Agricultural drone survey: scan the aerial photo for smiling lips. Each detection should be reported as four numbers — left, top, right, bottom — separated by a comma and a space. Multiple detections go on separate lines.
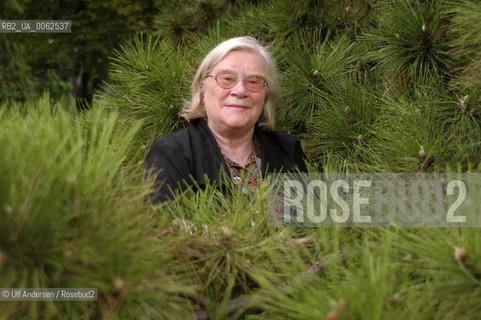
225, 104, 249, 109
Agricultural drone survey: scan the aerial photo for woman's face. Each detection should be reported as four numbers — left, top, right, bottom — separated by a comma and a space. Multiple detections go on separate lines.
202, 50, 267, 134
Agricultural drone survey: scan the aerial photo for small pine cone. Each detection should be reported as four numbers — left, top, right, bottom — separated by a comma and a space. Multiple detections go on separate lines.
4, 204, 12, 214
337, 299, 347, 311
454, 247, 468, 262
112, 278, 125, 290
293, 236, 311, 244
459, 95, 469, 108
221, 226, 233, 236
138, 279, 148, 290
64, 249, 73, 258
326, 310, 339, 320
312, 69, 319, 76
65, 175, 75, 184
392, 292, 400, 301
418, 146, 425, 157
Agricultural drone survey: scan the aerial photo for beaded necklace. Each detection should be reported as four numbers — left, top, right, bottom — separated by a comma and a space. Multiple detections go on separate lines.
222, 138, 263, 194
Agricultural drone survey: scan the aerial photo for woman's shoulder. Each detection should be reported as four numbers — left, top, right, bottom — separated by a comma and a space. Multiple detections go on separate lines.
256, 127, 301, 147
151, 127, 190, 148
146, 127, 194, 169
272, 130, 300, 142
147, 119, 212, 161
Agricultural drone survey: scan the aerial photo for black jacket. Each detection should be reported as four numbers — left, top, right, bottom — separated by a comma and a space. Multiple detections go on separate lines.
145, 118, 307, 202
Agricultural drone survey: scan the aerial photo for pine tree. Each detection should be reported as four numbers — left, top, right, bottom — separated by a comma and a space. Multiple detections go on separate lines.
2, 0, 481, 319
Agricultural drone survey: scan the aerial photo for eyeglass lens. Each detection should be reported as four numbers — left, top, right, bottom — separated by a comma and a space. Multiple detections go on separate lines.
215, 72, 266, 92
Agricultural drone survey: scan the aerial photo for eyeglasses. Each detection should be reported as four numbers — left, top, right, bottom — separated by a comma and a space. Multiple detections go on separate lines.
206, 71, 268, 93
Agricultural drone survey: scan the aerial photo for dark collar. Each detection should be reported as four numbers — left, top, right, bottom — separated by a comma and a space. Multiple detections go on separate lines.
190, 118, 292, 180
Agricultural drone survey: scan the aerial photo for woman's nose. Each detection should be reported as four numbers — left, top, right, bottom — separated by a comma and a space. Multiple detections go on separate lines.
229, 79, 248, 97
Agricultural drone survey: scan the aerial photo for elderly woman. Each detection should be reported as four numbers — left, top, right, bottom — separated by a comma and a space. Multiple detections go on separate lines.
145, 36, 307, 203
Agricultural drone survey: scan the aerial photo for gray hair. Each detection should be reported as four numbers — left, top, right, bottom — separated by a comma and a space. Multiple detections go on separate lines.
180, 36, 279, 130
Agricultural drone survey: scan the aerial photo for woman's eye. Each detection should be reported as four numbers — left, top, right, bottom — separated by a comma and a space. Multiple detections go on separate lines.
220, 74, 236, 81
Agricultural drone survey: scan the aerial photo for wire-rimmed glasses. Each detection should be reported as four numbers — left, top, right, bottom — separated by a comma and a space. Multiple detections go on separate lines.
206, 71, 268, 93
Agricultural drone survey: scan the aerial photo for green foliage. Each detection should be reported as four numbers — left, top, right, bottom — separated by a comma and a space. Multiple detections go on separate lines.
2, 93, 481, 318
152, 0, 236, 45
0, 38, 72, 102
94, 34, 191, 162
3, 0, 481, 318
160, 181, 289, 305
447, 0, 481, 98
251, 230, 404, 320
0, 39, 39, 100
0, 0, 162, 103
370, 84, 454, 172
248, 227, 481, 320
447, 0, 481, 60
278, 33, 358, 131
363, 0, 454, 84
305, 78, 380, 171
0, 95, 192, 319
396, 229, 481, 319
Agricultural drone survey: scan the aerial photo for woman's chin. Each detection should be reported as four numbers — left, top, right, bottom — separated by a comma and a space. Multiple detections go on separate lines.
221, 116, 255, 130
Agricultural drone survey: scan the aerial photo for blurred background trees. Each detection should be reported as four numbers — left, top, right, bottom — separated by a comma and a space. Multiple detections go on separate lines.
1, 0, 161, 102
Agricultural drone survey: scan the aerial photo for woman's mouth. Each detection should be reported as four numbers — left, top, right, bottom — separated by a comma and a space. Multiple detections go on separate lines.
225, 104, 248, 109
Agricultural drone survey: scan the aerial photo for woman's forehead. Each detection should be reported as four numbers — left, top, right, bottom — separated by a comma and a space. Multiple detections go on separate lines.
211, 50, 266, 74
